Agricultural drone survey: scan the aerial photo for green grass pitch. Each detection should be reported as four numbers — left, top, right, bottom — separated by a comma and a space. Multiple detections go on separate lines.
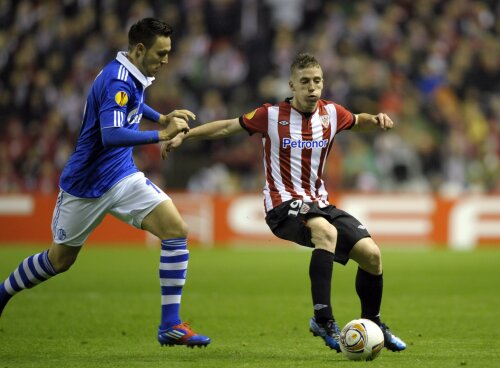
1, 245, 499, 367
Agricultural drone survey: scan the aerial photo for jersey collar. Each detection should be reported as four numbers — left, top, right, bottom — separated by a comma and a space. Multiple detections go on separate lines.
285, 97, 319, 116
116, 52, 155, 88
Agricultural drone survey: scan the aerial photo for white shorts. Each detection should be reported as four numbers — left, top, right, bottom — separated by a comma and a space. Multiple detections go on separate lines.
51, 172, 170, 246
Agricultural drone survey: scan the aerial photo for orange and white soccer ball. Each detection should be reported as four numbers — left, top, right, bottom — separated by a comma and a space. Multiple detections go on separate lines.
339, 319, 385, 361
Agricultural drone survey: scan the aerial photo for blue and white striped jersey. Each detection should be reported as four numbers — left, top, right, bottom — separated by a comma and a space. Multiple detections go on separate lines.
60, 52, 160, 198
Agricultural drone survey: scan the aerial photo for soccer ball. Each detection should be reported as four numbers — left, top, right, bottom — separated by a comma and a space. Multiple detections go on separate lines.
339, 319, 384, 361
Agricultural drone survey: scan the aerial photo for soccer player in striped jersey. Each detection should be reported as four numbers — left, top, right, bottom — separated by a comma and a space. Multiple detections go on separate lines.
162, 53, 406, 352
0, 18, 210, 348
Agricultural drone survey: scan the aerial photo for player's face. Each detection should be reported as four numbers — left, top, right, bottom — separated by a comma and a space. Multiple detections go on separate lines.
289, 66, 324, 113
141, 36, 171, 77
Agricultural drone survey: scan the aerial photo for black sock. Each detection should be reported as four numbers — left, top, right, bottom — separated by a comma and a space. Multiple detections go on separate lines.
309, 248, 335, 324
355, 267, 383, 325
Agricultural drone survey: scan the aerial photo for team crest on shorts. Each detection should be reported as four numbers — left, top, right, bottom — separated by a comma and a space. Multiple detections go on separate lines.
299, 203, 310, 214
115, 91, 129, 106
320, 115, 330, 128
56, 228, 67, 241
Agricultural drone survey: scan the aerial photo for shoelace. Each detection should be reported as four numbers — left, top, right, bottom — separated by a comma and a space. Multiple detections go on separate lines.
380, 323, 391, 333
325, 321, 340, 337
178, 322, 192, 330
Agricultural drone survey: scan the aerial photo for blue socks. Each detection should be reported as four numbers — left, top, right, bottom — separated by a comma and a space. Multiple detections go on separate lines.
1, 244, 191, 328
159, 238, 189, 329
0, 250, 56, 316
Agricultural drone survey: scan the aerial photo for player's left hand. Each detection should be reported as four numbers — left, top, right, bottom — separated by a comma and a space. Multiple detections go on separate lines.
373, 113, 393, 130
160, 133, 185, 160
160, 142, 169, 160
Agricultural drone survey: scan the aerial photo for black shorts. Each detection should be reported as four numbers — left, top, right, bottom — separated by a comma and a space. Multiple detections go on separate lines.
265, 199, 371, 265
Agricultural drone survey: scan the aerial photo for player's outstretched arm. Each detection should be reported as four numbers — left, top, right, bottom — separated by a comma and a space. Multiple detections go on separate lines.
161, 117, 242, 160
353, 113, 394, 131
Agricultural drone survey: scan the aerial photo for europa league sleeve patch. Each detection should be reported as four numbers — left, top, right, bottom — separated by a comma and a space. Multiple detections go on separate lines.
114, 91, 129, 106
244, 109, 257, 120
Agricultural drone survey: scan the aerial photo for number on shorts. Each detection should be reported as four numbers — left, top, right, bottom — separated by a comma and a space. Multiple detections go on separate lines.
288, 200, 303, 217
146, 179, 161, 194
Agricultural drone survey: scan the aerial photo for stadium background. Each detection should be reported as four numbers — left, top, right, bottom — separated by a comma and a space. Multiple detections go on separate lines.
1, 2, 500, 367
0, 0, 499, 248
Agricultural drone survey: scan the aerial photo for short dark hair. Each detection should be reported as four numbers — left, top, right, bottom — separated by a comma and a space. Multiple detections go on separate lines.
290, 53, 320, 73
128, 18, 173, 49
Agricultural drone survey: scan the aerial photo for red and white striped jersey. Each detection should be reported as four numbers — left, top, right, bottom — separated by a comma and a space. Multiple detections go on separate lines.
240, 98, 355, 213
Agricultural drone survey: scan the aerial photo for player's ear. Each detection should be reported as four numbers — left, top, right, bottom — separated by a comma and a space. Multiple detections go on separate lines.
289, 80, 295, 91
135, 43, 146, 57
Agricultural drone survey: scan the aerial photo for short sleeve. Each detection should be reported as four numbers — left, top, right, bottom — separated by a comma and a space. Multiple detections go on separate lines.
333, 102, 355, 133
240, 104, 270, 135
99, 78, 132, 129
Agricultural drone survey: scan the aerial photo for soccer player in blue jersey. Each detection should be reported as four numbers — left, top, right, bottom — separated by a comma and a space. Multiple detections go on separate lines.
0, 18, 210, 348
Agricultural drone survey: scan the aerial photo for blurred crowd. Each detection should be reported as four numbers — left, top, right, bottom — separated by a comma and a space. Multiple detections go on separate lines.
0, 0, 499, 195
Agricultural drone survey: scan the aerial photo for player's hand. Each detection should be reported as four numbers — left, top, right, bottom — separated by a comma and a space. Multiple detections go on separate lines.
158, 117, 190, 141
373, 113, 394, 130
161, 110, 196, 126
161, 134, 185, 160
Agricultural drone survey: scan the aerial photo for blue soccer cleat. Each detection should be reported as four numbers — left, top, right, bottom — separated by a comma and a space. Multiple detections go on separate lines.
309, 317, 341, 352
379, 323, 406, 351
158, 322, 211, 348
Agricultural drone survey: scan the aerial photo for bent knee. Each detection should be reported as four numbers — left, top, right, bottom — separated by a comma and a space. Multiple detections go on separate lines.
172, 221, 188, 238
364, 248, 382, 274
307, 218, 338, 253
48, 245, 80, 273
160, 220, 189, 239
357, 241, 382, 274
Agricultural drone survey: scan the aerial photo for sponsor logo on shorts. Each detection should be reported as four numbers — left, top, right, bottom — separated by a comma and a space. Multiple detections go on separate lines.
357, 225, 366, 230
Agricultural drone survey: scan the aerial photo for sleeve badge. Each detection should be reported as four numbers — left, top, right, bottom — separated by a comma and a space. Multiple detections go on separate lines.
115, 91, 129, 106
244, 109, 257, 120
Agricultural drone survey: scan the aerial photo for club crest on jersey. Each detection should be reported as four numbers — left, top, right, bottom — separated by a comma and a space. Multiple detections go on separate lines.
115, 91, 129, 106
320, 115, 330, 128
